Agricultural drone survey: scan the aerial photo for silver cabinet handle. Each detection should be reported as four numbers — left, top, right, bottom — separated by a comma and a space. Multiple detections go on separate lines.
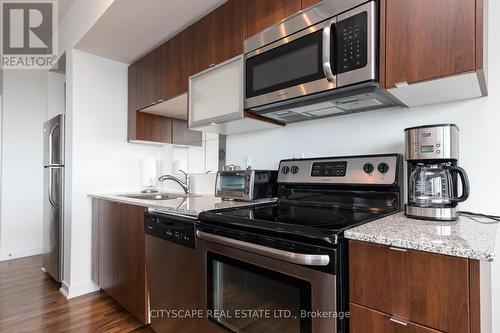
197, 230, 330, 266
390, 316, 409, 326
322, 19, 336, 84
389, 246, 407, 252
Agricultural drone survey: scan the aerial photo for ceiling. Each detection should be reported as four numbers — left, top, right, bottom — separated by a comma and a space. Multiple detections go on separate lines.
75, 0, 225, 64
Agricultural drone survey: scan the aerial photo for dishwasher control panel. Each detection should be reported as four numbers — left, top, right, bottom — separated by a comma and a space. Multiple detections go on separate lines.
145, 213, 196, 249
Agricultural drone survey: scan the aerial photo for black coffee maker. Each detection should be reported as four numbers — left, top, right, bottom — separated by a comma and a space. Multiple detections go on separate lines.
405, 124, 470, 221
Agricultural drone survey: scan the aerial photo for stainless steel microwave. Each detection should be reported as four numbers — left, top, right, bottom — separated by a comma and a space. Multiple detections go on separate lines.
244, 0, 403, 123
215, 169, 278, 201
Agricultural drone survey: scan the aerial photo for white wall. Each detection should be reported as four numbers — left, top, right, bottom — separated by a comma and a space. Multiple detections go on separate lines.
226, 1, 500, 331
0, 70, 48, 261
63, 49, 166, 296
47, 72, 66, 120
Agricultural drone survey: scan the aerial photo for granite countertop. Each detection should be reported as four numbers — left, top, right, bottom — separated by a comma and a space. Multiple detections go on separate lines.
88, 192, 273, 216
344, 212, 499, 261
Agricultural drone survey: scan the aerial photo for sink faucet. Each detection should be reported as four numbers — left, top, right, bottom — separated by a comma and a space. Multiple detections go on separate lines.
158, 170, 190, 195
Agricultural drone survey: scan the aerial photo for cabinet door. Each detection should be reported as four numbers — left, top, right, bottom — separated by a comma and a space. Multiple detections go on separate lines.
189, 56, 244, 129
136, 47, 162, 109
350, 303, 443, 333
161, 30, 190, 101
188, 13, 213, 75
385, 0, 476, 87
210, 0, 246, 65
246, 0, 301, 38
349, 240, 408, 318
128, 64, 138, 140
172, 119, 202, 146
406, 250, 470, 333
349, 241, 471, 333
97, 200, 120, 299
118, 203, 148, 323
136, 113, 173, 143
189, 0, 246, 76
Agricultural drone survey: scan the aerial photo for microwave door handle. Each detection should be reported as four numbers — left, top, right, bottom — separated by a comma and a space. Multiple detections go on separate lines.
322, 19, 336, 84
197, 230, 330, 266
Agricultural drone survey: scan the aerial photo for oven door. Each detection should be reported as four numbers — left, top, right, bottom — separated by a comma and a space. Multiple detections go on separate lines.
197, 229, 339, 333
245, 19, 337, 110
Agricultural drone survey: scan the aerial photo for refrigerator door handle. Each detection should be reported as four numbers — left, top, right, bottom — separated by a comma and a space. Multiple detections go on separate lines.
48, 169, 58, 209
48, 123, 59, 166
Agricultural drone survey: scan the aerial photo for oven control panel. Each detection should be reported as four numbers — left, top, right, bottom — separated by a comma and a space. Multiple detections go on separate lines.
278, 155, 400, 185
311, 161, 347, 177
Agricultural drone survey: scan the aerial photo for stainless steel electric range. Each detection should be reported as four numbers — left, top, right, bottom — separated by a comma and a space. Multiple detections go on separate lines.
197, 154, 403, 333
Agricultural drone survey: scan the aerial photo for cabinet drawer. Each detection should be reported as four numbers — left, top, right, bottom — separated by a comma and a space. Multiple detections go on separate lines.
349, 240, 470, 333
350, 303, 443, 333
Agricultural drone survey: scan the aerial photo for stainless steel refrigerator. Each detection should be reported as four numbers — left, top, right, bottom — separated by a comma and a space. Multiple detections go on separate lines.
42, 114, 64, 282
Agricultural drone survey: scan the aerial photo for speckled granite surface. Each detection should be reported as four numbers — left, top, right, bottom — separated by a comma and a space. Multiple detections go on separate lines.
344, 212, 498, 261
89, 192, 274, 217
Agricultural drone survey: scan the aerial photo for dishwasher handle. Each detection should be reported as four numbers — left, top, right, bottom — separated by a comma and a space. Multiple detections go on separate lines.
196, 230, 330, 266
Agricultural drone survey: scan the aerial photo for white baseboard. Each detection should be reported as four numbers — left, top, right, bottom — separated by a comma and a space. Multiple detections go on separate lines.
0, 248, 43, 262
59, 280, 100, 299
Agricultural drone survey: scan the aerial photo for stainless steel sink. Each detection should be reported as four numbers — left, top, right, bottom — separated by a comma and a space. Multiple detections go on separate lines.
118, 193, 200, 200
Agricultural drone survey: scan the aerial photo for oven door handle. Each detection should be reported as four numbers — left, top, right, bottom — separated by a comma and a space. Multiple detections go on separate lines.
197, 230, 331, 266
322, 19, 336, 84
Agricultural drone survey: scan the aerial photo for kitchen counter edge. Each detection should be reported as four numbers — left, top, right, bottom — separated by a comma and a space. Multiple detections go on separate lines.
344, 212, 498, 262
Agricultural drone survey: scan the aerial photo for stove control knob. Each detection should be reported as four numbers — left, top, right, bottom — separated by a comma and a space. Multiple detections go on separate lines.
291, 166, 299, 174
281, 166, 290, 174
377, 162, 390, 174
363, 163, 374, 174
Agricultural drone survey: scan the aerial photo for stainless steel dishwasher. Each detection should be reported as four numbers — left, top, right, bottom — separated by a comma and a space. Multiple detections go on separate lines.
145, 211, 199, 333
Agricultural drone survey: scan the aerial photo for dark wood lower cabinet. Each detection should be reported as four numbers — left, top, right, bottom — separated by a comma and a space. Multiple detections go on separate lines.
93, 199, 148, 323
349, 240, 480, 333
350, 303, 442, 333
97, 200, 120, 297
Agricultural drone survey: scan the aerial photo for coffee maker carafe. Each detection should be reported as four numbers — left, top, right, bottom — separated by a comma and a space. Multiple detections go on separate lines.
405, 124, 470, 221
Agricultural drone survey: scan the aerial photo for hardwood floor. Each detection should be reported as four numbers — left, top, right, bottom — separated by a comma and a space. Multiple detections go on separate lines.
0, 255, 153, 333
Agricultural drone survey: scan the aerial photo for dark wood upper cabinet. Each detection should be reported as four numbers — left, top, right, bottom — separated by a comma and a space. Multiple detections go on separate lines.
301, 0, 322, 9
172, 119, 202, 146
136, 112, 173, 143
349, 240, 478, 333
211, 0, 246, 66
127, 63, 138, 141
384, 0, 476, 87
136, 47, 162, 109
246, 0, 301, 38
189, 0, 246, 76
187, 12, 212, 76
161, 30, 190, 101
133, 113, 200, 145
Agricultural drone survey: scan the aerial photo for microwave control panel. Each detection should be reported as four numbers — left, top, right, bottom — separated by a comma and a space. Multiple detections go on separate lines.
336, 11, 368, 74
